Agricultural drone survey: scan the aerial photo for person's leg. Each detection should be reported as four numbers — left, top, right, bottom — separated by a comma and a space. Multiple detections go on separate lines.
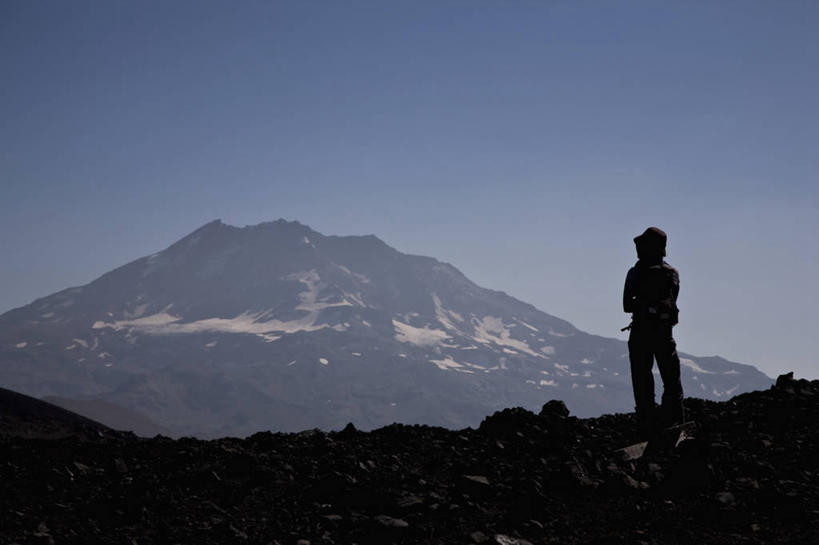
629, 326, 656, 436
655, 324, 684, 426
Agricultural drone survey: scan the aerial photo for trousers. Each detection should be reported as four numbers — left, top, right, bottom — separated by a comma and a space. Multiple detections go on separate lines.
628, 319, 684, 430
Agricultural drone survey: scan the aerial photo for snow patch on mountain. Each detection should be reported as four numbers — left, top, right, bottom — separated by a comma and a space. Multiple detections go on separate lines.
124, 303, 150, 319
91, 271, 365, 341
681, 358, 714, 374
291, 271, 357, 311
92, 309, 325, 340
393, 319, 451, 346
432, 294, 464, 332
518, 321, 539, 332
429, 356, 464, 371
429, 356, 478, 373
345, 292, 368, 308
93, 312, 178, 330
335, 263, 371, 284
472, 316, 543, 358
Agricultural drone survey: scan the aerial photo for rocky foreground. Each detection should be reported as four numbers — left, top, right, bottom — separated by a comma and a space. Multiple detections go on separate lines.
2, 373, 818, 545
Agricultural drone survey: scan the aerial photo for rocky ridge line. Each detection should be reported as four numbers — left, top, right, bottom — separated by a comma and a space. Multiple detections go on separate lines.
1, 373, 817, 544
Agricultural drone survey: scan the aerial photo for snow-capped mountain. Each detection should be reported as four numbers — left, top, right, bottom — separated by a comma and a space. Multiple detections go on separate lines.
0, 219, 772, 437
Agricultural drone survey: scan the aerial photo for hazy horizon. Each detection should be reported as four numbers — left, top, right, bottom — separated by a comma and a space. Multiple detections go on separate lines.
2, 1, 818, 381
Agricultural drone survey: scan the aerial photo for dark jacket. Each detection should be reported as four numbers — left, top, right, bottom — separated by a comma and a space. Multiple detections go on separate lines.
623, 259, 680, 324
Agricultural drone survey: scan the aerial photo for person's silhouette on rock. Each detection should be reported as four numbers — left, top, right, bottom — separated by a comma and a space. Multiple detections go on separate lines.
623, 227, 684, 437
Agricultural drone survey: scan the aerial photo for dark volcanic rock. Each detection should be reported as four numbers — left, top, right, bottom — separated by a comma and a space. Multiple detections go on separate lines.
2, 375, 819, 544
540, 399, 570, 418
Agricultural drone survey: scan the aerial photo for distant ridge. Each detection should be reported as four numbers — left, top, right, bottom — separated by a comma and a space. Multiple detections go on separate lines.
0, 387, 110, 439
42, 395, 171, 437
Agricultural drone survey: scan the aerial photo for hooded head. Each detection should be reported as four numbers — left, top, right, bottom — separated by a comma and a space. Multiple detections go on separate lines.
634, 227, 667, 261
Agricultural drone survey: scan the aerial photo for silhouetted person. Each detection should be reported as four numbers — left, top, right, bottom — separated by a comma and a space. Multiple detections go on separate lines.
623, 227, 684, 437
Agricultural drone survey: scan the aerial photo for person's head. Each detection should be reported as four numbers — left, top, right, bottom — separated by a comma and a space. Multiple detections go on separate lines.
634, 227, 667, 261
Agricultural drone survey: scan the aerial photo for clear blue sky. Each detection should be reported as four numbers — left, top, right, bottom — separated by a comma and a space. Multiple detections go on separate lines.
2, 1, 818, 379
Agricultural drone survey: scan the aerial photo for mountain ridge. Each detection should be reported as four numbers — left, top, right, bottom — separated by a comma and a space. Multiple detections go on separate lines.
0, 219, 772, 436
0, 386, 112, 439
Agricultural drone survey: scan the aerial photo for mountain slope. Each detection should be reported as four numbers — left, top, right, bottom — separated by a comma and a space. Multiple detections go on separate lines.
42, 395, 171, 437
0, 219, 772, 436
0, 387, 111, 439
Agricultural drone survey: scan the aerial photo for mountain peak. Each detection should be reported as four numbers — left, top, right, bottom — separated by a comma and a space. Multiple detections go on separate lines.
251, 218, 310, 230
181, 218, 232, 240
0, 220, 773, 437
189, 218, 312, 234
200, 218, 227, 229
188, 219, 390, 248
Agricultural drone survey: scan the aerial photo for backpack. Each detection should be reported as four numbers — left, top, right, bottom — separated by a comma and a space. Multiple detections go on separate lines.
636, 263, 679, 324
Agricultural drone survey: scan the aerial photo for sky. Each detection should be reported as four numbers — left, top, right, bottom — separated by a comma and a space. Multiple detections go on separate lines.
2, 1, 818, 380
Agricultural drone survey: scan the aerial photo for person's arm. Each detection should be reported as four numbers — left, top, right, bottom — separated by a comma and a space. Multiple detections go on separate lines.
671, 268, 680, 324
671, 270, 680, 301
